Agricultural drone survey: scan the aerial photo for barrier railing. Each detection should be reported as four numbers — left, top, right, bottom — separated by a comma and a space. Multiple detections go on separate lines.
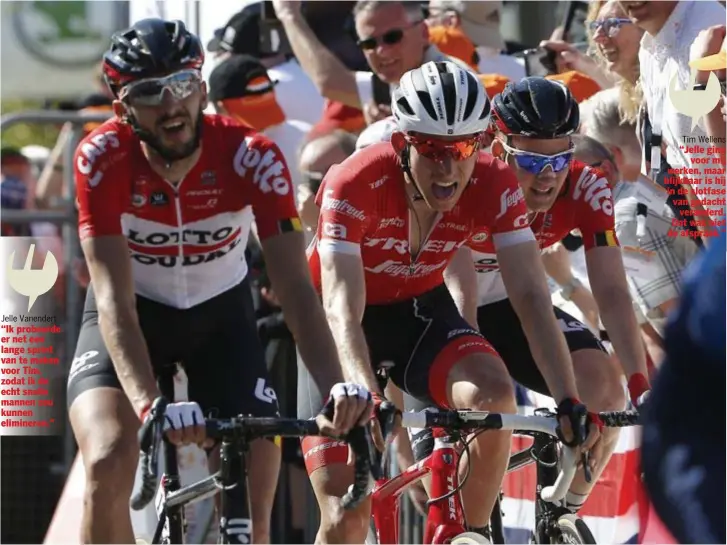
1, 109, 113, 475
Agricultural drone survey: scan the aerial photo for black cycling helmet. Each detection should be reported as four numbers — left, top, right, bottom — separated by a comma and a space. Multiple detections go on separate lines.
103, 18, 204, 98
491, 77, 579, 139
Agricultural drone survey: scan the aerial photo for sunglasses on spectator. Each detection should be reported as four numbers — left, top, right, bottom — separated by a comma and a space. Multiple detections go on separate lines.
588, 17, 633, 38
357, 23, 420, 51
120, 69, 202, 106
406, 133, 484, 162
500, 140, 574, 174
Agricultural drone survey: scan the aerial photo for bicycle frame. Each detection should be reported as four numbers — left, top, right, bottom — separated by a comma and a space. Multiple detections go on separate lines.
369, 430, 544, 544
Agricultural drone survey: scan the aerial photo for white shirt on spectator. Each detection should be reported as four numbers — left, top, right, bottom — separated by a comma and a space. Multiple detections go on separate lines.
268, 58, 325, 126
476, 47, 526, 81
638, 0, 726, 216
262, 118, 311, 199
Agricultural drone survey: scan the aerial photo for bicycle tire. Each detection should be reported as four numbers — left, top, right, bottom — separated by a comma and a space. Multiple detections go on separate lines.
551, 513, 596, 544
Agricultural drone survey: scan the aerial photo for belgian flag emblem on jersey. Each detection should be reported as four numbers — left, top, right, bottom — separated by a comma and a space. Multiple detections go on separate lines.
594, 230, 618, 247
279, 217, 303, 233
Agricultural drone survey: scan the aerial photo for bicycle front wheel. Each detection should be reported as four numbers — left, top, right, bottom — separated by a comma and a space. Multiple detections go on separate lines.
551, 513, 596, 544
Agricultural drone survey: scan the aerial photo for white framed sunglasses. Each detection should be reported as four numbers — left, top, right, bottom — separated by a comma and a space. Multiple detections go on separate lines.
120, 69, 203, 106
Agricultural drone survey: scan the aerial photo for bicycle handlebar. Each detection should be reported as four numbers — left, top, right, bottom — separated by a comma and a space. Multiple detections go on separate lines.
398, 408, 639, 503
131, 409, 377, 512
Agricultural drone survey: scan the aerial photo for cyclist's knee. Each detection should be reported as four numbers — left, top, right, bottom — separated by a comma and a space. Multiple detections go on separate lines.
447, 353, 516, 412
572, 349, 626, 411
83, 429, 138, 501
319, 503, 370, 543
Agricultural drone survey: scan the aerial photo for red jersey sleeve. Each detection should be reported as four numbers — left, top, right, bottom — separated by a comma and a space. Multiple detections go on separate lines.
314, 161, 372, 256
231, 130, 302, 241
468, 155, 534, 251
570, 164, 619, 250
75, 124, 128, 240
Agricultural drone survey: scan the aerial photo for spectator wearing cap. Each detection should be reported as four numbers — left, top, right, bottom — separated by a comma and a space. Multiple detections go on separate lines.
272, 0, 471, 125
426, 0, 525, 81
623, 0, 726, 230
208, 53, 311, 197
690, 24, 727, 162
206, 1, 325, 126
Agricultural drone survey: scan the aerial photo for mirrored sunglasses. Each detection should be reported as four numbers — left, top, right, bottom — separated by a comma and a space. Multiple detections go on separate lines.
406, 134, 484, 162
588, 17, 633, 38
120, 69, 203, 106
501, 140, 574, 174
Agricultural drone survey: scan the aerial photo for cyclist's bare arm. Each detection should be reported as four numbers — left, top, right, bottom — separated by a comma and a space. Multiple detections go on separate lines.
443, 245, 479, 328
586, 246, 649, 379
319, 249, 383, 394
262, 231, 345, 392
273, 0, 361, 108
81, 235, 160, 416
497, 240, 579, 402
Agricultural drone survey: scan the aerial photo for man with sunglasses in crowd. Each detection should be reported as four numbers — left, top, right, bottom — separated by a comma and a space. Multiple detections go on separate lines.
272, 0, 471, 125
460, 77, 649, 514
297, 60, 602, 543
67, 19, 375, 544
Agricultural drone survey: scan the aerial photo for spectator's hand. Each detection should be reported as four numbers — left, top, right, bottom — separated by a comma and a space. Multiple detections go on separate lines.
363, 101, 392, 125
690, 25, 727, 84
296, 184, 320, 230
539, 40, 593, 74
272, 0, 302, 20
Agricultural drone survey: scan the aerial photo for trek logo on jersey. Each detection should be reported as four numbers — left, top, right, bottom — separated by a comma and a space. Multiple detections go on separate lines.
573, 168, 613, 216
321, 189, 366, 221
364, 237, 465, 255
495, 186, 525, 220
364, 259, 447, 277
76, 131, 120, 187
369, 175, 389, 189
233, 136, 290, 196
323, 222, 347, 239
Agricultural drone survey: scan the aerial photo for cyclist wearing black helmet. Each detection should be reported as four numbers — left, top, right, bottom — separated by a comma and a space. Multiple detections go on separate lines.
463, 76, 649, 511
68, 18, 373, 544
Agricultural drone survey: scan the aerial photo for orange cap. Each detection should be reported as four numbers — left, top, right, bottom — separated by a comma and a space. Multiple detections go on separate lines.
428, 25, 479, 71
477, 73, 510, 99
546, 71, 601, 103
80, 104, 113, 134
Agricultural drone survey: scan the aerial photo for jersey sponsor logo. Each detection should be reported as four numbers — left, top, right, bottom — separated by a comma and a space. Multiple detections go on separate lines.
127, 226, 243, 267
495, 187, 525, 220
470, 231, 488, 243
130, 236, 242, 267
186, 188, 223, 197
68, 350, 100, 382
474, 256, 499, 273
364, 259, 447, 277
513, 213, 530, 228
573, 168, 613, 216
443, 222, 468, 232
150, 192, 169, 206
321, 189, 366, 221
364, 237, 464, 254
131, 194, 146, 207
369, 175, 389, 189
233, 136, 291, 196
378, 217, 405, 229
128, 227, 237, 247
254, 378, 277, 404
200, 170, 217, 185
76, 131, 120, 187
323, 222, 347, 239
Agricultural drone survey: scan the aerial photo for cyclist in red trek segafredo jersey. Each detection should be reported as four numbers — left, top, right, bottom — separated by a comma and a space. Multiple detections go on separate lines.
66, 18, 372, 545
297, 61, 602, 544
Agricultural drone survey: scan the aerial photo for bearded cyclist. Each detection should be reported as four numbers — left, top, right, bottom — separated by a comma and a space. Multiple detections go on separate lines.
297, 61, 602, 542
463, 77, 645, 512
68, 19, 372, 544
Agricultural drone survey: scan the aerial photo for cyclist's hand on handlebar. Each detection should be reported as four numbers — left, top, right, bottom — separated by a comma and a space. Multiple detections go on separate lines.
316, 382, 374, 438
143, 401, 210, 448
556, 398, 602, 468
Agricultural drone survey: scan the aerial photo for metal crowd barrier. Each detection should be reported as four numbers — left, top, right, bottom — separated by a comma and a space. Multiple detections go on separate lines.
1, 109, 113, 475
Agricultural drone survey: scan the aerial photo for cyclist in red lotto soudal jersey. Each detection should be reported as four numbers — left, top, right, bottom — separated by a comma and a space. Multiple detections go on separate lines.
462, 77, 647, 513
67, 19, 372, 545
298, 61, 603, 543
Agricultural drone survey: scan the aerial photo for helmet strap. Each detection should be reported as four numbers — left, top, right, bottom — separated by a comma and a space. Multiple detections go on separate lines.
400, 146, 425, 202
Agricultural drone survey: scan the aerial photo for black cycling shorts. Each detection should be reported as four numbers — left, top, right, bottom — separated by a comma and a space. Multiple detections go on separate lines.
66, 277, 279, 419
476, 298, 606, 396
298, 284, 495, 473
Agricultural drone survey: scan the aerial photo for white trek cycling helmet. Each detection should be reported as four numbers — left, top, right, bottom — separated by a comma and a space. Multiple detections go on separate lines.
392, 61, 491, 137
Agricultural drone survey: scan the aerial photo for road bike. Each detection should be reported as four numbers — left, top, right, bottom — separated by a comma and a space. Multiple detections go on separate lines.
367, 407, 639, 544
130, 395, 376, 544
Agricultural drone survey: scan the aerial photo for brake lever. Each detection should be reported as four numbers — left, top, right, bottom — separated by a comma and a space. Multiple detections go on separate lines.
582, 451, 592, 484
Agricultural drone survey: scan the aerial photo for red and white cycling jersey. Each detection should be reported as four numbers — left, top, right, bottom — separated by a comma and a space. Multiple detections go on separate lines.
75, 115, 301, 309
470, 161, 620, 306
307, 143, 535, 304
